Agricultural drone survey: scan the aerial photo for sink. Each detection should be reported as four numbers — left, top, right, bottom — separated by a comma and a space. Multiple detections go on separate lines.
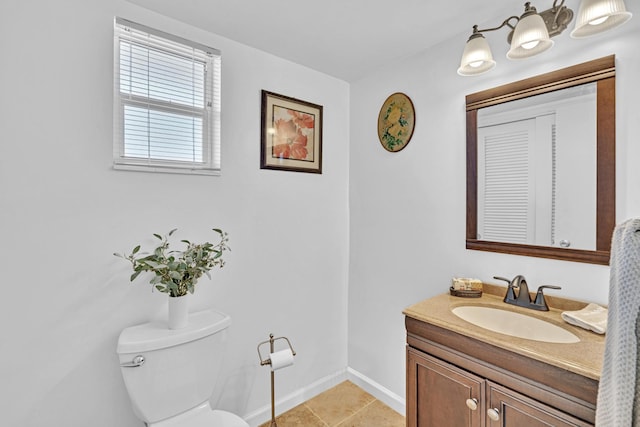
451, 306, 580, 343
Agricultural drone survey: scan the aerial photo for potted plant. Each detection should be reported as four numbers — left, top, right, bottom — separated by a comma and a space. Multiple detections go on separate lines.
114, 228, 229, 329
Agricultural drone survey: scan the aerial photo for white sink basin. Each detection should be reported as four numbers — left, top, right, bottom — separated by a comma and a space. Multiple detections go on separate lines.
451, 306, 580, 344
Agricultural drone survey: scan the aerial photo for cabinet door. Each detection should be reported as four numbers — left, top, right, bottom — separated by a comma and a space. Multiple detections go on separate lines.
407, 348, 484, 427
487, 381, 593, 427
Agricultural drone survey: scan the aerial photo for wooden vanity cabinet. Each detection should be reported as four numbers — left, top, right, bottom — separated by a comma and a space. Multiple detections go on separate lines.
408, 348, 484, 426
406, 317, 597, 427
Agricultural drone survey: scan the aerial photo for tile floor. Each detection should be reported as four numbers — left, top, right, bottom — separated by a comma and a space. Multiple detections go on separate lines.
258, 380, 405, 427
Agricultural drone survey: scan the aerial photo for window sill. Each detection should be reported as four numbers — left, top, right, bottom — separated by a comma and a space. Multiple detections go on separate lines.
113, 163, 220, 176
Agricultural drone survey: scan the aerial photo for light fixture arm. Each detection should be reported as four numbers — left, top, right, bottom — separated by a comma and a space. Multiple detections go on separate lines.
473, 16, 520, 35
549, 0, 568, 29
468, 1, 573, 44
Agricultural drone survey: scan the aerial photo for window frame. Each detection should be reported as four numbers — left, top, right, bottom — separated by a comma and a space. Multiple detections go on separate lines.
113, 17, 221, 175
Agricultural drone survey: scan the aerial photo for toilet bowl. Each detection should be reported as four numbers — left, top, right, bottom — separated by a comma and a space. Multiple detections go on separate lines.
152, 402, 249, 427
117, 309, 249, 427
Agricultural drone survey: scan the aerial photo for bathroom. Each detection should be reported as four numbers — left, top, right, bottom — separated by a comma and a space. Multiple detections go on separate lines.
1, 0, 639, 425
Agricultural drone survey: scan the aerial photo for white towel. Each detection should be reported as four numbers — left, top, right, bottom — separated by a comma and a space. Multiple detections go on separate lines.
596, 218, 640, 426
561, 303, 608, 334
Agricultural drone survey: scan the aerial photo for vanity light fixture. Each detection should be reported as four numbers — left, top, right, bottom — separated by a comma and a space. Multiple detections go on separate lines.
457, 0, 632, 76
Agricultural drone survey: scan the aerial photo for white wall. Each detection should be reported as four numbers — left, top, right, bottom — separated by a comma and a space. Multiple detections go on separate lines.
0, 1, 349, 426
348, 0, 640, 406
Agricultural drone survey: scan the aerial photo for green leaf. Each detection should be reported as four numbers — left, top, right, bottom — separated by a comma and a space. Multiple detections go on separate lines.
130, 271, 142, 281
153, 233, 162, 240
168, 228, 178, 236
144, 260, 164, 268
132, 245, 141, 254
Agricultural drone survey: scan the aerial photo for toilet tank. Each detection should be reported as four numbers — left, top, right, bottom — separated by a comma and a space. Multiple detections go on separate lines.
117, 309, 231, 424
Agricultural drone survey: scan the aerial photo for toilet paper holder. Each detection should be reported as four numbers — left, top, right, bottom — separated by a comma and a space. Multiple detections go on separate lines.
257, 334, 297, 427
257, 333, 297, 367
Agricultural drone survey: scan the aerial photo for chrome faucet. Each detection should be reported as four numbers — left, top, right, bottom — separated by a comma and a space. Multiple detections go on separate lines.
493, 275, 561, 311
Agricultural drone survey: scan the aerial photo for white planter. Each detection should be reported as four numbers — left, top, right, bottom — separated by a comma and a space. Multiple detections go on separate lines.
168, 294, 190, 329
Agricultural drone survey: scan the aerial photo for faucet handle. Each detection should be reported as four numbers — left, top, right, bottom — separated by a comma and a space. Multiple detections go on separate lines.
493, 276, 513, 286
494, 276, 519, 304
533, 285, 561, 308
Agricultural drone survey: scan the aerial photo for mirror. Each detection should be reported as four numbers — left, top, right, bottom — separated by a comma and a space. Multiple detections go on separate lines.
466, 56, 615, 265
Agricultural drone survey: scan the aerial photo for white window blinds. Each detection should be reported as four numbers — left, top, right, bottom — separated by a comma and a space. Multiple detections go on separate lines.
477, 114, 556, 246
113, 18, 221, 175
477, 120, 535, 244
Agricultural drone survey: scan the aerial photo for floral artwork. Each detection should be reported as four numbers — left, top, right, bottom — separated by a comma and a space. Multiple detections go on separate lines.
377, 92, 416, 152
261, 91, 323, 173
271, 107, 315, 162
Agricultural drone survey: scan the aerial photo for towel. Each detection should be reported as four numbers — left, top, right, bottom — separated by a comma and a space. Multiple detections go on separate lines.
596, 218, 640, 426
561, 303, 608, 334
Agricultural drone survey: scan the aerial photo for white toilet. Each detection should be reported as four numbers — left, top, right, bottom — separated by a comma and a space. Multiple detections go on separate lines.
117, 309, 249, 427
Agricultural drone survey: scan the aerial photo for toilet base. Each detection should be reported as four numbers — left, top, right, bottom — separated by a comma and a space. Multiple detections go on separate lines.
150, 401, 249, 427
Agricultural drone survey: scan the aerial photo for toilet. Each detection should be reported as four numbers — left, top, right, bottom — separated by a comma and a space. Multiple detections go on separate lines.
117, 309, 249, 427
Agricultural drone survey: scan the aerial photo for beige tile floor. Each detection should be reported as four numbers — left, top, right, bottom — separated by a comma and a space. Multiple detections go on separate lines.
259, 380, 405, 427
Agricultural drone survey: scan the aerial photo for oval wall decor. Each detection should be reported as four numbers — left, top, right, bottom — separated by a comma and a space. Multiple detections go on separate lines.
377, 92, 415, 152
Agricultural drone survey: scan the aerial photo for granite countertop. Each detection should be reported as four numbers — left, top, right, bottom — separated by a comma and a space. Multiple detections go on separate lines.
403, 285, 605, 381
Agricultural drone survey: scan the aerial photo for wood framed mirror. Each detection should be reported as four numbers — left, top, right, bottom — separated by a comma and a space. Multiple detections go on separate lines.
466, 55, 615, 265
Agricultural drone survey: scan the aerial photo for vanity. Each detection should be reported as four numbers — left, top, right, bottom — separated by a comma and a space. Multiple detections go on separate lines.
404, 285, 604, 426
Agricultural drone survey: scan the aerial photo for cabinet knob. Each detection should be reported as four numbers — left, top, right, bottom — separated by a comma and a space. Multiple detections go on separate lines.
465, 398, 478, 411
487, 408, 500, 421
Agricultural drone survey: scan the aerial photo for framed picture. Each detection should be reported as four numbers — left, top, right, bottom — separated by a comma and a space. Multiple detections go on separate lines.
377, 92, 415, 152
261, 90, 323, 174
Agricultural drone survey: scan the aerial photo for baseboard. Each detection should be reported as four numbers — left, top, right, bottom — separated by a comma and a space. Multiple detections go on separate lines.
243, 369, 348, 427
242, 367, 406, 426
347, 367, 406, 416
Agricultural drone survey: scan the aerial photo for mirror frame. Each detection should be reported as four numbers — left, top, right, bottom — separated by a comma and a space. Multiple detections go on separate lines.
466, 55, 616, 265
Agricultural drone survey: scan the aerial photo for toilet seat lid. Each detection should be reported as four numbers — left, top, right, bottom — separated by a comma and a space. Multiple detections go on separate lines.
150, 403, 249, 427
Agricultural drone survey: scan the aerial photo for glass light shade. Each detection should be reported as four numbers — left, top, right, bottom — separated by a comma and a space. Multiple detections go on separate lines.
507, 13, 554, 59
570, 0, 632, 38
457, 34, 497, 76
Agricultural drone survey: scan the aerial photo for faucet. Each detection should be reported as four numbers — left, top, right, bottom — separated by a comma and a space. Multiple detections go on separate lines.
493, 275, 561, 311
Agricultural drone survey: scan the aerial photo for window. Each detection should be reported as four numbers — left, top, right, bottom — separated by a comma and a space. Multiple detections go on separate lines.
113, 18, 221, 175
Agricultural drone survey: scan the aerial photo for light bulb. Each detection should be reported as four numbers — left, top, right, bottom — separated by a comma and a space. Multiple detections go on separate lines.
521, 40, 540, 50
589, 16, 609, 25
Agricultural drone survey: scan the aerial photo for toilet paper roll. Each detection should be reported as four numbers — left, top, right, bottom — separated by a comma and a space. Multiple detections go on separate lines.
269, 349, 294, 371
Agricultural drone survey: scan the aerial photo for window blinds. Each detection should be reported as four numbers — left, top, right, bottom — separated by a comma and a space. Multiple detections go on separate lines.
478, 122, 533, 244
113, 18, 221, 174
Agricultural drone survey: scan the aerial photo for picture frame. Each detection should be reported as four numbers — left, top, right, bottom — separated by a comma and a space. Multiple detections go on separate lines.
377, 92, 415, 152
260, 90, 323, 174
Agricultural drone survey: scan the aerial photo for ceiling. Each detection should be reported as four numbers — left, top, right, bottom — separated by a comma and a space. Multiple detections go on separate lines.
126, 0, 517, 82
